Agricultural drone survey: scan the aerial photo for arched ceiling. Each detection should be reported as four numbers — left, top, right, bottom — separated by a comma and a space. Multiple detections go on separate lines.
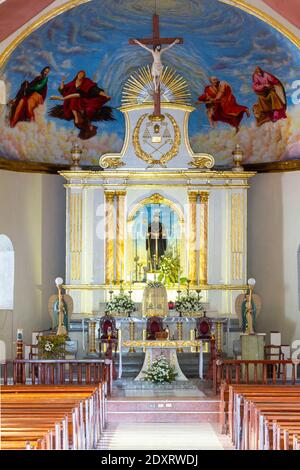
263, 0, 300, 30
0, 0, 299, 173
0, 0, 299, 43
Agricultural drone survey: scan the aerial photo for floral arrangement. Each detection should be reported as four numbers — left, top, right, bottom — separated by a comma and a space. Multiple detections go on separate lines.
158, 251, 186, 286
38, 335, 66, 359
147, 281, 164, 288
105, 293, 137, 315
143, 355, 177, 383
175, 292, 204, 314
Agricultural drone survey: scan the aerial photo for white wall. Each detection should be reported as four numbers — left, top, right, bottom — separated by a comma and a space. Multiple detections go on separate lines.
0, 170, 65, 359
248, 171, 300, 344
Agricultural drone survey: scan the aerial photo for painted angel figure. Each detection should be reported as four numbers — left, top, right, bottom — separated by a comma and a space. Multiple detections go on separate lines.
49, 70, 114, 140
133, 39, 180, 92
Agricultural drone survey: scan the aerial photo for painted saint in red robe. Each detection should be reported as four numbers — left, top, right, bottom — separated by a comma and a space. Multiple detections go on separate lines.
49, 70, 114, 140
252, 67, 287, 127
9, 66, 50, 127
197, 77, 250, 132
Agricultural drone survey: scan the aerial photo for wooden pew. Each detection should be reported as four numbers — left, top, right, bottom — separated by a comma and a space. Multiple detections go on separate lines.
0, 384, 106, 450
220, 383, 300, 450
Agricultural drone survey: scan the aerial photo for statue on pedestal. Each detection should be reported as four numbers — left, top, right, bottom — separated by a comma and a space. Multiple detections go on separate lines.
235, 284, 262, 334
146, 210, 167, 270
48, 280, 73, 333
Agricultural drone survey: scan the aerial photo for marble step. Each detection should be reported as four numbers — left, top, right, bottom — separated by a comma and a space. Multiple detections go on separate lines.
107, 398, 220, 423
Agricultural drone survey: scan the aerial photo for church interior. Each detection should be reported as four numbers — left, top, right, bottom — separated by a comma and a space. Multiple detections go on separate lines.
1, 0, 300, 453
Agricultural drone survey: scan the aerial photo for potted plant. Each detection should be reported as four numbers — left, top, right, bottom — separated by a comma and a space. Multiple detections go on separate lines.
38, 335, 66, 359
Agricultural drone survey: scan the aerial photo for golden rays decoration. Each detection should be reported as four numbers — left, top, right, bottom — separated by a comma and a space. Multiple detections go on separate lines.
122, 66, 191, 107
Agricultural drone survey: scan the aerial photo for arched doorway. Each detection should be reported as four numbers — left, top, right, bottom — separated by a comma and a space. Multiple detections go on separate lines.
0, 235, 14, 310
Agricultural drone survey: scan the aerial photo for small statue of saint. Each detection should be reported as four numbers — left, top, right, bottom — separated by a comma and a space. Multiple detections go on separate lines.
146, 210, 167, 270
235, 290, 262, 335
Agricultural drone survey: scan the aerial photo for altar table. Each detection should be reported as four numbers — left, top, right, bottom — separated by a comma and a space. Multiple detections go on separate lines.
122, 340, 204, 381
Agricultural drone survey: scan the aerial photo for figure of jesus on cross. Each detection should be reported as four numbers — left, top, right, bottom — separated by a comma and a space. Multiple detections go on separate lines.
129, 14, 183, 117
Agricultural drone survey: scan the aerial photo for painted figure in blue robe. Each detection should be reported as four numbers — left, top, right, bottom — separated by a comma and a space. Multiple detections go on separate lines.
241, 292, 256, 334
52, 298, 69, 332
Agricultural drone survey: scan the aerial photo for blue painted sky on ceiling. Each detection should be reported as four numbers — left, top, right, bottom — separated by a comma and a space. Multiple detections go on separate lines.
1, 0, 300, 165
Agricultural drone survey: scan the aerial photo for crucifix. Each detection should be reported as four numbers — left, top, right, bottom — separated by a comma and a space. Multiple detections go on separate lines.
129, 14, 183, 118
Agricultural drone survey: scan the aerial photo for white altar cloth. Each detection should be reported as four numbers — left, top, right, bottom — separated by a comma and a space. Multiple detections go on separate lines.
122, 340, 204, 381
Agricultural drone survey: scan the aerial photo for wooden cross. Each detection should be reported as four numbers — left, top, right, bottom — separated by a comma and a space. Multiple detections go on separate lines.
129, 14, 183, 117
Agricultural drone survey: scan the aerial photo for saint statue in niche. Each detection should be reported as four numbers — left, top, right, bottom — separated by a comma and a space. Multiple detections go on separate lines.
49, 70, 114, 139
146, 210, 167, 270
196, 76, 250, 133
252, 67, 287, 127
9, 66, 51, 127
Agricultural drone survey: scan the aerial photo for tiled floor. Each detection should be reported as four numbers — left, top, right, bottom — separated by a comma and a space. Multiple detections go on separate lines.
98, 423, 232, 450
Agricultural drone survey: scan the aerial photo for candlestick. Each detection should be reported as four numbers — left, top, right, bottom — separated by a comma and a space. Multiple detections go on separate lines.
82, 319, 85, 351
177, 320, 183, 353
186, 279, 191, 296
87, 320, 97, 356
129, 320, 135, 353
16, 330, 24, 383
134, 256, 139, 282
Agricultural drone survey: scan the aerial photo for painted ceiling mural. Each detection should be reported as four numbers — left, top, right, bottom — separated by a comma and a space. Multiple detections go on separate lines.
0, 0, 300, 167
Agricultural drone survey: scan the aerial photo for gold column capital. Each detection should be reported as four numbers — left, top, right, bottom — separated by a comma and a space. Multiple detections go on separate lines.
104, 190, 115, 200
199, 191, 210, 203
115, 190, 127, 197
188, 190, 198, 201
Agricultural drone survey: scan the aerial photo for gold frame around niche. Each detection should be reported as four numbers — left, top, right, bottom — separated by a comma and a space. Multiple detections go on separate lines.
126, 193, 186, 280
0, 0, 300, 173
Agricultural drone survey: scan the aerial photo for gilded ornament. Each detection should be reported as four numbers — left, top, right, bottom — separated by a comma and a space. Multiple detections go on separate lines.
132, 113, 181, 166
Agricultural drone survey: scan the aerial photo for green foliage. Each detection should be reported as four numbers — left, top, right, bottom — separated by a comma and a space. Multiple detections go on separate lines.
38, 335, 66, 359
158, 250, 186, 286
143, 355, 177, 383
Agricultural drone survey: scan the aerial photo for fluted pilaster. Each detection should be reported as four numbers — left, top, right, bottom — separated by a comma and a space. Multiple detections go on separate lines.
116, 190, 126, 282
105, 191, 115, 284
188, 191, 198, 283
199, 191, 209, 285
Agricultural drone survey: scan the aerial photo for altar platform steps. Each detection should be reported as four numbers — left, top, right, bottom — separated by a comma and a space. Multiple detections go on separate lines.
115, 352, 209, 378
107, 398, 220, 423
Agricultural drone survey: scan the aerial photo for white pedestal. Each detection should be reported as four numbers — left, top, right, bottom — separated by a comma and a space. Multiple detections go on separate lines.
241, 333, 266, 380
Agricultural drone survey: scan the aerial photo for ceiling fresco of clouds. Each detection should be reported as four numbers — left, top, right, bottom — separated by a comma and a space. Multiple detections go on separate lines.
0, 0, 299, 166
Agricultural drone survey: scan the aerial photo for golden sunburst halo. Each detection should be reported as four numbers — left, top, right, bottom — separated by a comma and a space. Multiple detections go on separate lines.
122, 66, 191, 106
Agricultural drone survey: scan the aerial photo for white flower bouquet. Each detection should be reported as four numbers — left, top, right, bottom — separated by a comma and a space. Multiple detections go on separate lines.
143, 355, 177, 383
105, 293, 137, 315
175, 292, 204, 314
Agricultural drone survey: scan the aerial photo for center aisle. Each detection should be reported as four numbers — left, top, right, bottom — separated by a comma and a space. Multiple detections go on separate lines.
97, 380, 233, 450
97, 422, 231, 450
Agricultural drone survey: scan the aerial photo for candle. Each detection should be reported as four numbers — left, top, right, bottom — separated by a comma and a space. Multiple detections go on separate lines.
82, 319, 85, 351
178, 271, 181, 290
